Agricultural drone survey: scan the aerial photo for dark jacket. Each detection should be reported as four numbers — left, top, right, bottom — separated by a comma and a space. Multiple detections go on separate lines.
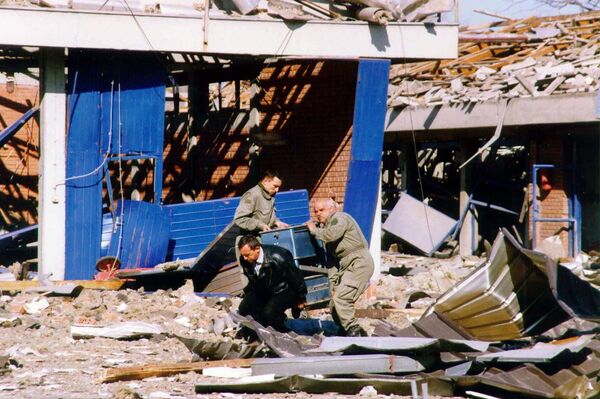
240, 245, 307, 300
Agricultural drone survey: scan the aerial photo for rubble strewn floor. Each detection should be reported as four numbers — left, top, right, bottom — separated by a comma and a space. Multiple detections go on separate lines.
0, 255, 478, 399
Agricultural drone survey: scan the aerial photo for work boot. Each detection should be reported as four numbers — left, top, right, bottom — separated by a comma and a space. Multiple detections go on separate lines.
346, 325, 368, 337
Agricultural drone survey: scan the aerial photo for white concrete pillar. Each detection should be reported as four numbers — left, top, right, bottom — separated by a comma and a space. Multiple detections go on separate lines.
39, 48, 66, 280
369, 174, 382, 281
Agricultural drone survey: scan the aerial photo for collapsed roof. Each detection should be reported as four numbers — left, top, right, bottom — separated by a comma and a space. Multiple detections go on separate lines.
389, 11, 600, 108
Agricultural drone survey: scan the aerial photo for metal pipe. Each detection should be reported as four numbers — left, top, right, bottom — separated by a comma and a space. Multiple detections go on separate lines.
469, 199, 519, 216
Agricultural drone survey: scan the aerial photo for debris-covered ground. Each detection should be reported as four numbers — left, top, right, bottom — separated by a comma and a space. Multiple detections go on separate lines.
0, 254, 477, 399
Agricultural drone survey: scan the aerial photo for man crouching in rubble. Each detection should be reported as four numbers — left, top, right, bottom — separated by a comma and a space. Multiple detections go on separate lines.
237, 235, 307, 332
306, 198, 374, 337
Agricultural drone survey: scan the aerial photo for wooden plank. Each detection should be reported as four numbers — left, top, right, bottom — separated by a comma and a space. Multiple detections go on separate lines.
202, 262, 243, 294
542, 76, 566, 96
0, 280, 124, 291
100, 358, 256, 383
516, 75, 538, 97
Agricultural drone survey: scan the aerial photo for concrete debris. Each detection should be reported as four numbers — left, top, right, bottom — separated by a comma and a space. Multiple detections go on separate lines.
359, 385, 378, 396
389, 11, 600, 107
70, 322, 164, 340
356, 7, 393, 25
23, 297, 49, 314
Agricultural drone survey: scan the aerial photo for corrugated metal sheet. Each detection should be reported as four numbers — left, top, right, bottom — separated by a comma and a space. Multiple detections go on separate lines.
66, 50, 166, 279
380, 229, 600, 344
251, 354, 426, 376
196, 374, 454, 396
230, 312, 322, 357
99, 53, 165, 156
343, 59, 390, 243
314, 336, 490, 355
65, 51, 103, 280
164, 189, 311, 262
475, 335, 592, 363
427, 229, 571, 340
106, 200, 170, 269
373, 314, 474, 340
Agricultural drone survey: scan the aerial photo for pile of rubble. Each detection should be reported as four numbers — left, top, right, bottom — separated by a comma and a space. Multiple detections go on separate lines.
0, 0, 454, 24
0, 252, 475, 398
3, 230, 600, 398
389, 11, 600, 107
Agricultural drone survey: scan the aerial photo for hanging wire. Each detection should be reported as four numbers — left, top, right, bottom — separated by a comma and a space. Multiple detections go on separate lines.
396, 25, 436, 253
56, 80, 115, 188
107, 81, 126, 274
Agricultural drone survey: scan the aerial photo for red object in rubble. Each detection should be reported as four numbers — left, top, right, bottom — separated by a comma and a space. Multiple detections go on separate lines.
540, 170, 553, 191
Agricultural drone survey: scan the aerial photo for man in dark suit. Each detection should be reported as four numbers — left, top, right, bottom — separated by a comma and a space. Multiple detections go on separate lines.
237, 235, 307, 332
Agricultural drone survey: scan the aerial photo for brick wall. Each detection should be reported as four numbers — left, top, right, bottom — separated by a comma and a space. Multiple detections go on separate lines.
162, 109, 252, 203
258, 60, 357, 205
528, 137, 570, 255
162, 60, 358, 207
1, 61, 359, 228
0, 84, 39, 229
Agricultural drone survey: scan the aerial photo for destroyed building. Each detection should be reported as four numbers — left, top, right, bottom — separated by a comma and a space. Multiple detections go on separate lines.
0, 0, 457, 279
385, 11, 600, 259
3, 2, 600, 399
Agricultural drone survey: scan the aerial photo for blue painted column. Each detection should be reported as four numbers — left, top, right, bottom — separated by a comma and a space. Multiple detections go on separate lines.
343, 59, 390, 243
65, 50, 166, 279
65, 52, 103, 280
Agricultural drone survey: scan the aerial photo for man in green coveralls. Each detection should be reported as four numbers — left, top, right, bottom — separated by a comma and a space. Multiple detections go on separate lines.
306, 198, 373, 337
234, 171, 289, 288
234, 170, 289, 234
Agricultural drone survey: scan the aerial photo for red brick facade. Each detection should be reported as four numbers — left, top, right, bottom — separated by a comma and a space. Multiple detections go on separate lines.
258, 60, 357, 205
528, 137, 570, 254
1, 60, 359, 228
0, 84, 39, 229
163, 60, 358, 207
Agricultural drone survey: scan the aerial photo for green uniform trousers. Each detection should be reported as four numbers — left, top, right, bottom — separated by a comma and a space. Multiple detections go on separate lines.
328, 248, 374, 331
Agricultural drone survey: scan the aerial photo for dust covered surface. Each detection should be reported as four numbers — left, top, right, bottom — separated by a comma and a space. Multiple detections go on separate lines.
0, 255, 477, 399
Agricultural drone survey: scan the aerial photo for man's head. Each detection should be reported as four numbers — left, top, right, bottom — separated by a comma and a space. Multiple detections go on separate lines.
238, 235, 261, 263
313, 198, 337, 224
260, 170, 282, 197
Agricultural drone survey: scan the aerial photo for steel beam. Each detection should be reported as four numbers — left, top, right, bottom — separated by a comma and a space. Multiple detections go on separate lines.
386, 93, 599, 133
0, 7, 457, 59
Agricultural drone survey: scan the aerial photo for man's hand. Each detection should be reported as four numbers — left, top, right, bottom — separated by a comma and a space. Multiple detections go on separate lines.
292, 300, 307, 319
305, 220, 316, 233
274, 221, 289, 229
261, 224, 271, 232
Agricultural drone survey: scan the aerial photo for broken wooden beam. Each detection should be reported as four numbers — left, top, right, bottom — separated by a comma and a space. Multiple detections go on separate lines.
100, 358, 256, 383
458, 33, 529, 43
515, 74, 540, 97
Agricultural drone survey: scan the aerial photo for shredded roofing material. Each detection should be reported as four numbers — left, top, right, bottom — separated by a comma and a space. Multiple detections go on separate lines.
389, 11, 600, 107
